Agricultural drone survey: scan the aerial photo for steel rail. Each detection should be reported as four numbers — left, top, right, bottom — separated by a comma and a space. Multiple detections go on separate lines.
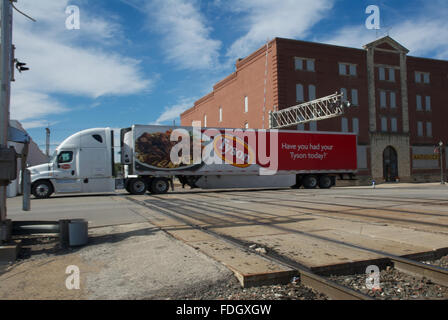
126, 196, 374, 300
181, 192, 448, 287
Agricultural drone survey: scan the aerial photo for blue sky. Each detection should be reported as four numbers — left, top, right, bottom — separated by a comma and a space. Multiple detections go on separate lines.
10, 0, 447, 153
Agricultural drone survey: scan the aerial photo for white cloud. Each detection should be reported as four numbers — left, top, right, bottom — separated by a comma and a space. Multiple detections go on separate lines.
320, 25, 376, 49
153, 97, 197, 125
323, 8, 448, 59
143, 0, 222, 70
11, 0, 152, 126
10, 89, 66, 121
225, 0, 334, 60
20, 120, 57, 130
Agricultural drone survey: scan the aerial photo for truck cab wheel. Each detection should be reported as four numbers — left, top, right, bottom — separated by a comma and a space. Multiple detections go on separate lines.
150, 178, 169, 194
128, 178, 147, 195
318, 175, 332, 189
32, 180, 54, 199
303, 175, 318, 189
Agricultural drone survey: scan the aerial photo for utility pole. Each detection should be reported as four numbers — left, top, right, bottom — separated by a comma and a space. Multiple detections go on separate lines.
0, 0, 13, 241
45, 127, 50, 157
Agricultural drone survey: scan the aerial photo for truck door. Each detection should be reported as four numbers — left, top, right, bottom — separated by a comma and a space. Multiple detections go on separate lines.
53, 150, 82, 192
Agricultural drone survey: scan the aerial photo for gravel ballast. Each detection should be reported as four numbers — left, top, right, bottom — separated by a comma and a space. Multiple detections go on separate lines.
422, 255, 448, 269
174, 275, 327, 300
329, 267, 448, 300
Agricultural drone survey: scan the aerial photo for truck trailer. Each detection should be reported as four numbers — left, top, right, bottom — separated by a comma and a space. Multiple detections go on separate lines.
28, 125, 357, 199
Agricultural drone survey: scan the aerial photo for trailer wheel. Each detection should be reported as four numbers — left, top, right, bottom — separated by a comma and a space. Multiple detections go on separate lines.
303, 175, 318, 189
318, 175, 332, 189
150, 178, 170, 194
128, 178, 147, 195
32, 180, 54, 199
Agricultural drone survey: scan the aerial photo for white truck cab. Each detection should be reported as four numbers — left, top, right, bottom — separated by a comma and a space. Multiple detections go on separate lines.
29, 128, 116, 198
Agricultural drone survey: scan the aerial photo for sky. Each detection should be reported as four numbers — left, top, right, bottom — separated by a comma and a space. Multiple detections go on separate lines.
9, 0, 448, 153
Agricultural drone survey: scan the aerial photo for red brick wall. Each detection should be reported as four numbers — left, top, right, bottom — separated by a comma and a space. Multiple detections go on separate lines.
181, 41, 277, 129
273, 38, 370, 144
407, 56, 448, 145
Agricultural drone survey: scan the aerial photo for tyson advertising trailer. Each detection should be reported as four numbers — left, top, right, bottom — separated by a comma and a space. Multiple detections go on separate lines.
28, 125, 357, 198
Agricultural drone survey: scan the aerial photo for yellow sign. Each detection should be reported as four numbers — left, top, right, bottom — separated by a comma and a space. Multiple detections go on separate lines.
413, 154, 439, 160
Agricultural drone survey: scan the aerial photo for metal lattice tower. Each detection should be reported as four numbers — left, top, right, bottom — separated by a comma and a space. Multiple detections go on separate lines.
269, 92, 350, 129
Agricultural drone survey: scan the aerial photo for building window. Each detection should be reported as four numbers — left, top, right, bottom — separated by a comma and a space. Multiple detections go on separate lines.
426, 122, 432, 137
381, 117, 388, 132
309, 121, 317, 131
379, 67, 395, 81
244, 96, 248, 113
415, 71, 430, 84
295, 57, 315, 72
380, 90, 387, 108
351, 89, 359, 106
219, 107, 222, 122
245, 122, 249, 129
389, 68, 395, 82
352, 118, 359, 134
306, 60, 315, 72
390, 92, 396, 108
391, 118, 398, 132
417, 121, 423, 136
297, 124, 305, 130
425, 96, 431, 111
341, 88, 347, 101
341, 117, 348, 132
379, 90, 395, 108
204, 115, 207, 128
379, 67, 385, 80
308, 85, 316, 101
339, 63, 346, 75
295, 58, 303, 70
296, 84, 304, 102
416, 95, 422, 111
339, 63, 357, 76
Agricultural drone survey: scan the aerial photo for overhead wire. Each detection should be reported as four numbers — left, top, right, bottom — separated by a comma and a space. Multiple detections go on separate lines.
10, 0, 36, 22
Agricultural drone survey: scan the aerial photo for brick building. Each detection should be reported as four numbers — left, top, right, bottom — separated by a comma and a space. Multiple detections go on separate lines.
180, 36, 448, 183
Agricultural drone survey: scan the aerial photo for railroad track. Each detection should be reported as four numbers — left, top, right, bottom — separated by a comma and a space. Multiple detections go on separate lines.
390, 256, 448, 287
180, 192, 448, 286
131, 192, 448, 298
126, 196, 374, 300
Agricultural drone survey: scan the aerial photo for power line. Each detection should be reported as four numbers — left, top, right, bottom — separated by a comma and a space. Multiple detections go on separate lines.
10, 0, 36, 22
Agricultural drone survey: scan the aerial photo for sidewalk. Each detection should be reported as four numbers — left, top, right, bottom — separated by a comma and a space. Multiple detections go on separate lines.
0, 222, 232, 300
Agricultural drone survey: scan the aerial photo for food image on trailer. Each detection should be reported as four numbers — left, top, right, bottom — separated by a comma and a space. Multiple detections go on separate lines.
132, 125, 357, 175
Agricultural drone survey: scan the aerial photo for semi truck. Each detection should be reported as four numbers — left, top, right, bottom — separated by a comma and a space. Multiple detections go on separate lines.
28, 125, 357, 198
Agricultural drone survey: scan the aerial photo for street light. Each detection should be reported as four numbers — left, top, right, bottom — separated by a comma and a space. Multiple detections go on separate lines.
439, 141, 445, 185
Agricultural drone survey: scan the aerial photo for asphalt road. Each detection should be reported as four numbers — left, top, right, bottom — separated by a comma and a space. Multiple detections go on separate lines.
6, 191, 148, 227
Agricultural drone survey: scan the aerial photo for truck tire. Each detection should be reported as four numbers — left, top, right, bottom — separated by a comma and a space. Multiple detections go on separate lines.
150, 178, 170, 194
303, 175, 318, 189
32, 180, 54, 199
128, 178, 147, 195
318, 175, 332, 189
